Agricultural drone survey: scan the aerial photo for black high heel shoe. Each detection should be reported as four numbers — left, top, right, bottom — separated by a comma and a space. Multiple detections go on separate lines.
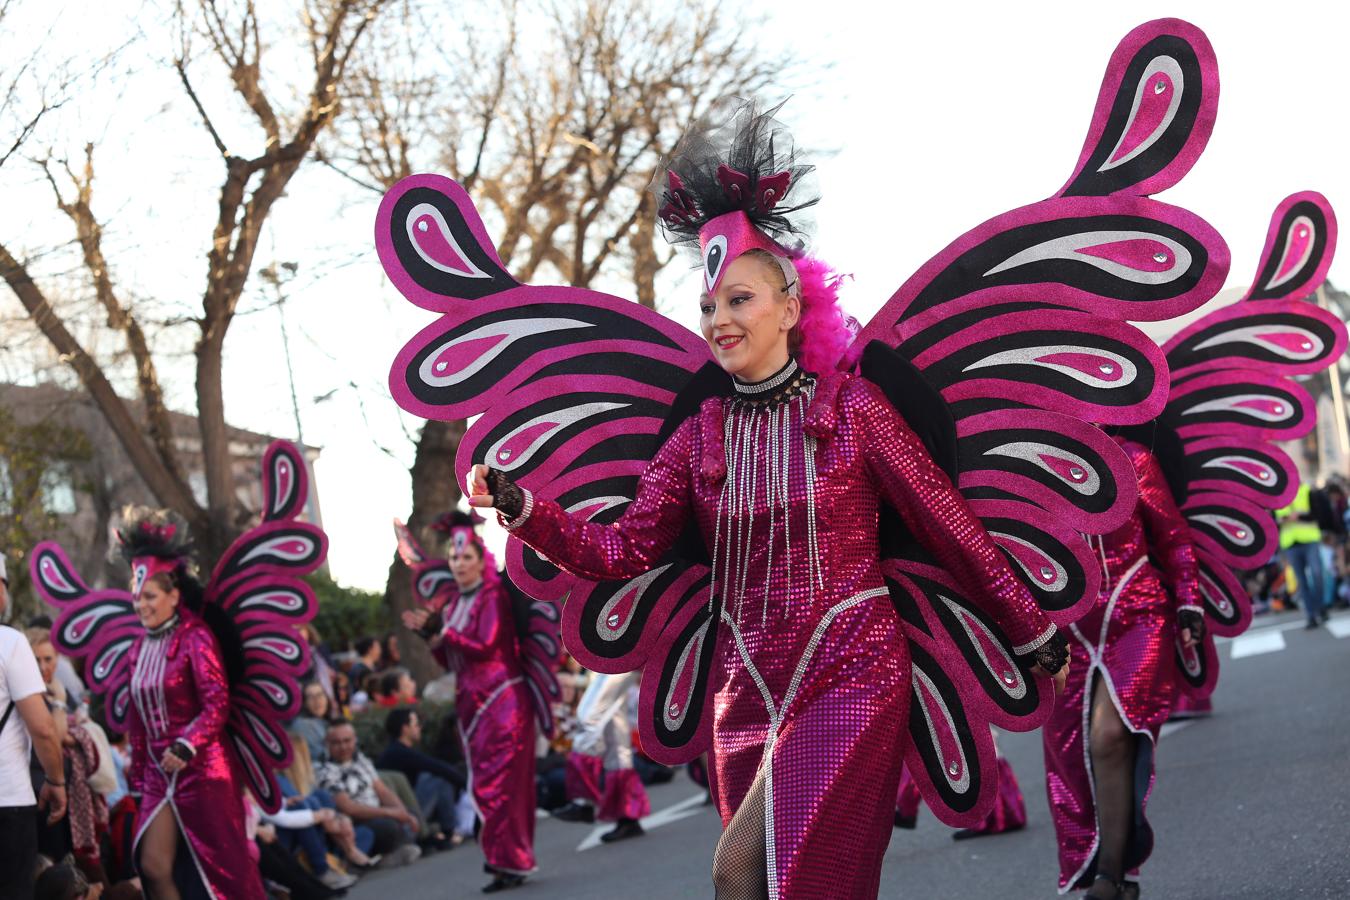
482, 873, 527, 893
1121, 880, 1140, 900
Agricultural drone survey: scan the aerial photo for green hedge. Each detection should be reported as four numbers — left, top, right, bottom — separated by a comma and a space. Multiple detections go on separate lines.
306, 572, 387, 648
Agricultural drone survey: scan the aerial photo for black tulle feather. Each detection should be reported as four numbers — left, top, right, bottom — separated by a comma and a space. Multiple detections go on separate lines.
652, 98, 818, 258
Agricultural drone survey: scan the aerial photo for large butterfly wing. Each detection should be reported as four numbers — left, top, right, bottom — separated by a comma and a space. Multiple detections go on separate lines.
856, 20, 1226, 827
32, 543, 140, 732
1161, 192, 1346, 698
378, 174, 722, 761
206, 439, 327, 812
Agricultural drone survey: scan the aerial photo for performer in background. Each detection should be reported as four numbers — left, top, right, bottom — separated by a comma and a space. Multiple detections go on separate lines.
398, 513, 560, 894
33, 441, 327, 900
377, 20, 1228, 898
1042, 435, 1204, 900
552, 669, 650, 843
1044, 192, 1347, 898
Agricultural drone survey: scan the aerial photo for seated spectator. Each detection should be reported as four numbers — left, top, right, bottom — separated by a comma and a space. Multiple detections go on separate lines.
376, 709, 467, 845
347, 638, 382, 695
33, 861, 99, 900
299, 624, 339, 705
247, 807, 344, 900
278, 733, 375, 870
375, 668, 417, 708
330, 670, 353, 720
380, 633, 401, 672
314, 722, 421, 867
294, 681, 335, 761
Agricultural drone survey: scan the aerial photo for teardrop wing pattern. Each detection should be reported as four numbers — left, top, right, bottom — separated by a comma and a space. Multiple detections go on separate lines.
883, 560, 1053, 827
205, 439, 327, 812
1159, 192, 1346, 698
378, 173, 723, 759
33, 542, 140, 732
853, 19, 1227, 823
519, 597, 563, 738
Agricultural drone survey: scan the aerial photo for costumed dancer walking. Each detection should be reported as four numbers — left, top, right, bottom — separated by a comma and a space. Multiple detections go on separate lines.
32, 441, 327, 900
552, 668, 650, 843
1044, 191, 1347, 898
376, 19, 1228, 896
396, 513, 561, 893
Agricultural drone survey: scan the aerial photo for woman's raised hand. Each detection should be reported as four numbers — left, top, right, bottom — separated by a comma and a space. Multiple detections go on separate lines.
401, 608, 430, 632
466, 464, 494, 509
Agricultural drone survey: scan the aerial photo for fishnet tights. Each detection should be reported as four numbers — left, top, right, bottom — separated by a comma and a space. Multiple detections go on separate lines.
711, 766, 769, 900
1088, 674, 1137, 896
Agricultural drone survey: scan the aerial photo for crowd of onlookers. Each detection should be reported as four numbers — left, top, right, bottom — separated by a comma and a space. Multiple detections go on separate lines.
3, 596, 681, 900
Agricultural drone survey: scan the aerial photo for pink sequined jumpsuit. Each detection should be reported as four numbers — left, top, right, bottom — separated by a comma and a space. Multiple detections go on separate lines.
432, 577, 537, 876
1042, 437, 1201, 892
126, 611, 264, 899
509, 371, 1054, 898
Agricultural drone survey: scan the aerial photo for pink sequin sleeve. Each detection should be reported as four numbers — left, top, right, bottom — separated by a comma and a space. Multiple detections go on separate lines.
441, 586, 503, 661
849, 378, 1056, 654
503, 416, 696, 582
1125, 440, 1202, 613
177, 625, 231, 754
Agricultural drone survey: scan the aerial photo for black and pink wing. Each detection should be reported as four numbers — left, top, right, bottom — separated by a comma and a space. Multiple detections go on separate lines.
853, 19, 1228, 826
1161, 192, 1345, 696
518, 594, 563, 738
377, 175, 721, 763
33, 543, 140, 732
206, 440, 328, 812
393, 519, 455, 611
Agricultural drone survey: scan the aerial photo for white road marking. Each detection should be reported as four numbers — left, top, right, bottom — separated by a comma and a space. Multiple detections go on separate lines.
577, 791, 708, 852
1215, 617, 1306, 644
1229, 629, 1287, 659
1327, 618, 1350, 639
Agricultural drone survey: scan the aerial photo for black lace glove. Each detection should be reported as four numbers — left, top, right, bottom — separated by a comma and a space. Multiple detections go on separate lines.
485, 467, 526, 520
1022, 630, 1069, 676
1177, 608, 1206, 643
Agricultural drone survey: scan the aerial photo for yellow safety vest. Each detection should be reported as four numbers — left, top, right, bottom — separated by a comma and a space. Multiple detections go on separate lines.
1278, 484, 1322, 548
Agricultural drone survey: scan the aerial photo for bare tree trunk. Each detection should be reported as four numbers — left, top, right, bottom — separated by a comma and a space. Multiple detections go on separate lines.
387, 418, 466, 686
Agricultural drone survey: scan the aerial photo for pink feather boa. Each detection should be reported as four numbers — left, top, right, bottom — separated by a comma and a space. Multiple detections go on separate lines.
792, 255, 853, 375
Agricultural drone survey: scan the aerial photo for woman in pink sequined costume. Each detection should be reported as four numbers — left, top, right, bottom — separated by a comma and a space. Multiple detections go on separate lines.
402, 512, 539, 893
1042, 436, 1205, 899
114, 513, 266, 900
126, 580, 263, 899
378, 31, 1231, 894
34, 442, 328, 900
475, 341, 1064, 899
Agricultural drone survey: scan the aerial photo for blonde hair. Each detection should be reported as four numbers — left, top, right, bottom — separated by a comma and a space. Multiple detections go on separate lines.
283, 733, 315, 796
24, 626, 52, 649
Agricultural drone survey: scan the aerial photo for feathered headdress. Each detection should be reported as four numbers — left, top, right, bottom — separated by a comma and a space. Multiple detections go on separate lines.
115, 507, 195, 596
653, 98, 851, 373
430, 509, 487, 557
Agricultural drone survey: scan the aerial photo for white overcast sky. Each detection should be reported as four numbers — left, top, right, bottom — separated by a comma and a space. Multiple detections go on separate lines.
3, 1, 1348, 591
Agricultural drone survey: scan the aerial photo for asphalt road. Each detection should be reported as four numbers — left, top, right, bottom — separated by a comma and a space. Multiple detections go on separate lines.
349, 609, 1350, 899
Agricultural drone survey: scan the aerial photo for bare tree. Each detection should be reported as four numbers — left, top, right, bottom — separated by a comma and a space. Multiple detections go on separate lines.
324, 0, 796, 680
0, 0, 388, 558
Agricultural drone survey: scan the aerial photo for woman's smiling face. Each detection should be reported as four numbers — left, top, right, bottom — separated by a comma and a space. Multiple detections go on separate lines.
699, 253, 800, 382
